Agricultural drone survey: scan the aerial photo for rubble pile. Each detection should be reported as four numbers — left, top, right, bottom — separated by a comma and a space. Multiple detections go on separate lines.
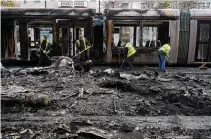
1, 65, 211, 138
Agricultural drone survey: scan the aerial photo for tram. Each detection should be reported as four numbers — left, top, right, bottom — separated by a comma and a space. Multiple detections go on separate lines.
1, 8, 211, 65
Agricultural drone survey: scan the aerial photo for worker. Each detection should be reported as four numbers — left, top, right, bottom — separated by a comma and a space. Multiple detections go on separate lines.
122, 42, 136, 70
38, 35, 51, 66
157, 40, 171, 72
76, 33, 91, 62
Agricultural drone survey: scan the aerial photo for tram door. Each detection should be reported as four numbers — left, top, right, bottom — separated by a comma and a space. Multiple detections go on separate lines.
195, 21, 211, 62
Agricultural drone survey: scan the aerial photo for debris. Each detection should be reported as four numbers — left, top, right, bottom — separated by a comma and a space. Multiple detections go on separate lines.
1, 63, 11, 77
92, 69, 120, 78
29, 132, 40, 139
89, 70, 95, 74
20, 129, 33, 134
120, 73, 150, 80
69, 101, 78, 108
25, 93, 50, 106
60, 92, 78, 101
156, 75, 173, 82
1, 87, 50, 106
104, 68, 115, 74
78, 88, 84, 98
113, 99, 118, 113
2, 66, 211, 138
134, 127, 140, 131
57, 133, 78, 139
77, 127, 113, 139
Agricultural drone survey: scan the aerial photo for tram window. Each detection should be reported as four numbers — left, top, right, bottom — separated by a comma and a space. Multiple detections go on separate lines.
114, 28, 119, 33
136, 27, 158, 47
112, 21, 169, 48
113, 27, 133, 47
136, 21, 169, 47
199, 24, 210, 42
142, 27, 158, 47
114, 28, 120, 47
197, 44, 208, 59
196, 23, 210, 60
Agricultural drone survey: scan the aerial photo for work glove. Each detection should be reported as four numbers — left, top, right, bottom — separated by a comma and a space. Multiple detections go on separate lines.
46, 51, 50, 54
85, 46, 91, 50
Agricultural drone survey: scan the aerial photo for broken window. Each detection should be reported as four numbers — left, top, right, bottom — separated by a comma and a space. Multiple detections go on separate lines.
141, 27, 158, 47
112, 21, 169, 48
121, 3, 129, 9
113, 27, 133, 47
135, 21, 169, 47
40, 28, 53, 44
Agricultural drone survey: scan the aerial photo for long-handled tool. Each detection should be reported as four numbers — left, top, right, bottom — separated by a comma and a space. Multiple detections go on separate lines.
120, 58, 126, 69
72, 45, 93, 59
38, 45, 51, 60
199, 45, 208, 70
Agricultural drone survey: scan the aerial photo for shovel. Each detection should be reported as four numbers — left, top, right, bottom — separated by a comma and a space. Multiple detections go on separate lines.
120, 58, 126, 69
38, 45, 51, 60
72, 45, 93, 59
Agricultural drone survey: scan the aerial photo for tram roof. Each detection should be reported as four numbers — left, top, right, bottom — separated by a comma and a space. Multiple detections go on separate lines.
105, 9, 180, 20
1, 8, 95, 19
190, 9, 211, 20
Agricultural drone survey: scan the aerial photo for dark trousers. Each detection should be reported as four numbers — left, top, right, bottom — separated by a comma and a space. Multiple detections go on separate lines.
80, 51, 88, 62
157, 51, 166, 72
39, 52, 50, 67
122, 55, 134, 70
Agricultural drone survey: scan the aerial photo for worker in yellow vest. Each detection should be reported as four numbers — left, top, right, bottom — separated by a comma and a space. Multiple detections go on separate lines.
157, 40, 171, 72
76, 34, 91, 62
36, 35, 51, 66
122, 42, 136, 70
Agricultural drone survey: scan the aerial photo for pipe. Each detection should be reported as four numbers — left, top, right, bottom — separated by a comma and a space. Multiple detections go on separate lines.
45, 0, 47, 8
14, 20, 19, 60
99, 0, 100, 13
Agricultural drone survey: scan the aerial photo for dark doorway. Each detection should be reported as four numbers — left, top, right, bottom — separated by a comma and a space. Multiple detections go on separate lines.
195, 20, 211, 62
93, 25, 103, 64
158, 23, 169, 46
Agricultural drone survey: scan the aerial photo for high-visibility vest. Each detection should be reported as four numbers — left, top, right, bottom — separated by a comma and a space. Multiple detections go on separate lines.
125, 43, 136, 58
76, 37, 87, 51
41, 39, 50, 53
158, 44, 171, 59
41, 39, 49, 50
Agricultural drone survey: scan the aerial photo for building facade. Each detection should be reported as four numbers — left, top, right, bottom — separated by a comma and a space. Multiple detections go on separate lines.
19, 0, 211, 11
19, 0, 98, 10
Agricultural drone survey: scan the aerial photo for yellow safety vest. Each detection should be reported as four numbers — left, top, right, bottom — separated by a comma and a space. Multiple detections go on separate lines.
41, 39, 50, 54
125, 43, 136, 58
76, 37, 87, 51
158, 44, 171, 59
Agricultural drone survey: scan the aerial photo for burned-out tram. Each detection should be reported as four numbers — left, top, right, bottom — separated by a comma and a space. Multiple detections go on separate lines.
1, 8, 211, 66
1, 8, 95, 62
103, 9, 180, 65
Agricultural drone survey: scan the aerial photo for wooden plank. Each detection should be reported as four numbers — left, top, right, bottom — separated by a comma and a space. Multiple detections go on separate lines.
107, 20, 112, 63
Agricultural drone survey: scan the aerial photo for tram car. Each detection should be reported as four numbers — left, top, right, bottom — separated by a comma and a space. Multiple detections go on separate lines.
1, 8, 211, 65
102, 8, 211, 65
